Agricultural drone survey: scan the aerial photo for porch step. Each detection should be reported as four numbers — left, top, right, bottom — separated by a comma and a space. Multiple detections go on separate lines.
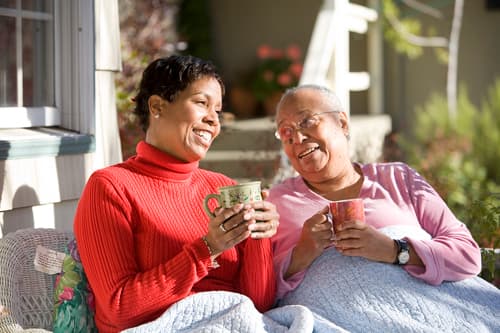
200, 117, 280, 187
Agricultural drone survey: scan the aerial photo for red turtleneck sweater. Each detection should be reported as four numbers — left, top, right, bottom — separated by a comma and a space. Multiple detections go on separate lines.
74, 141, 276, 333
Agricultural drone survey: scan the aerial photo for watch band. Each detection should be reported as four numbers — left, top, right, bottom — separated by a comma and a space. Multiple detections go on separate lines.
393, 239, 400, 264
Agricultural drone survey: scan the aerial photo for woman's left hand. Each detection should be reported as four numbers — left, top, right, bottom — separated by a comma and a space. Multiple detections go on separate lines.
247, 190, 280, 239
333, 220, 396, 263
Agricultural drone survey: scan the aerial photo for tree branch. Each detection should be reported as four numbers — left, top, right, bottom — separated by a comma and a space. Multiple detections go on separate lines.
385, 12, 449, 47
401, 0, 443, 19
447, 0, 464, 119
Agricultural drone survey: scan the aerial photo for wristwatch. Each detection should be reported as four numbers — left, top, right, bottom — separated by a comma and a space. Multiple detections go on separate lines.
393, 239, 410, 265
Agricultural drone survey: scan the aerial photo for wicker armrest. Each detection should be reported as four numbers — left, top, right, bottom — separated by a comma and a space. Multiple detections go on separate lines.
0, 228, 73, 331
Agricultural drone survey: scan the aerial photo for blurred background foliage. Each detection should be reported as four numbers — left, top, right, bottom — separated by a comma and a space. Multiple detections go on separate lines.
381, 0, 449, 63
397, 79, 500, 286
380, 0, 499, 285
400, 80, 500, 240
177, 0, 213, 60
116, 0, 211, 159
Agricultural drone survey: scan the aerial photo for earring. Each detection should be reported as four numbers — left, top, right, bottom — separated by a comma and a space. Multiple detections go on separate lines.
154, 113, 160, 119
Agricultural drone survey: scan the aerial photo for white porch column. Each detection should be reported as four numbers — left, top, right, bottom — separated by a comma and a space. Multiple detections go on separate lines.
94, 0, 123, 168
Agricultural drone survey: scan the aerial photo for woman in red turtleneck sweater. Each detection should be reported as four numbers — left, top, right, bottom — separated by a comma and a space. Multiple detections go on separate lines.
73, 55, 278, 333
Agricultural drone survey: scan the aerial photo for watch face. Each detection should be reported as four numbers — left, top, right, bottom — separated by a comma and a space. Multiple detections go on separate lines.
398, 251, 410, 264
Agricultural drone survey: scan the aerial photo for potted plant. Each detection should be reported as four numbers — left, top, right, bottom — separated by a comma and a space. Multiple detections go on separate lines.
248, 44, 303, 116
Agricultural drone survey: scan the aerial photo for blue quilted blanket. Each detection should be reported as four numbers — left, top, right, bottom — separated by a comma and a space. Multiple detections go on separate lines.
279, 248, 500, 332
123, 249, 500, 333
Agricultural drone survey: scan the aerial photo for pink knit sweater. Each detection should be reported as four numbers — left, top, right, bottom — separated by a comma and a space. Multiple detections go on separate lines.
268, 162, 481, 299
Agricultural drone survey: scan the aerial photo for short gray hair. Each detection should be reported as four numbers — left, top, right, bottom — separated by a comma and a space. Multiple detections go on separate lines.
276, 84, 345, 113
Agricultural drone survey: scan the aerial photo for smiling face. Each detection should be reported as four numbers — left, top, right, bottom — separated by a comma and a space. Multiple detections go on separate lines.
145, 76, 222, 162
275, 88, 351, 183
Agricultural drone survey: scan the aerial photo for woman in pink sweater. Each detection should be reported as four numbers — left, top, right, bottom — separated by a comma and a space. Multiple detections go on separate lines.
74, 55, 278, 332
268, 84, 481, 300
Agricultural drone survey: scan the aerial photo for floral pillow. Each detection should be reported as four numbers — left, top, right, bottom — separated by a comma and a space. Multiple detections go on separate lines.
53, 238, 97, 333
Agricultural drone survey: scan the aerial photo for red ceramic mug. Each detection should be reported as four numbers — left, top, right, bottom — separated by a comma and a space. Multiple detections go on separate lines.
329, 198, 365, 232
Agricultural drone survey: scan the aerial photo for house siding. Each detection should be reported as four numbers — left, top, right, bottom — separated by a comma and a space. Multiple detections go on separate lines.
0, 0, 122, 237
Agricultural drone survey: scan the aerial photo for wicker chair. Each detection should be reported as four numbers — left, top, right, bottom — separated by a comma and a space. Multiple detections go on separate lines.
0, 228, 74, 333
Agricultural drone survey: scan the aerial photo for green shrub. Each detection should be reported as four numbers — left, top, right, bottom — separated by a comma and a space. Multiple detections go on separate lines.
467, 197, 500, 287
473, 79, 500, 184
480, 248, 500, 287
400, 85, 499, 221
467, 197, 500, 249
399, 79, 500, 286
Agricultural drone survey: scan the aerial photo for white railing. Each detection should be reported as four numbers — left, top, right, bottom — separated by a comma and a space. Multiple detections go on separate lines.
299, 0, 382, 116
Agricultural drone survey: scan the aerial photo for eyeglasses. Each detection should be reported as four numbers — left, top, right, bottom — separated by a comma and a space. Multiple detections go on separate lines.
274, 111, 339, 142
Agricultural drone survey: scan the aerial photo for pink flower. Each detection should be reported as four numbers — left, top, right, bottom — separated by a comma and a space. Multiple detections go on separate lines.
289, 62, 303, 78
277, 73, 293, 86
257, 44, 273, 59
286, 44, 302, 61
262, 70, 274, 82
59, 287, 74, 301
251, 44, 304, 101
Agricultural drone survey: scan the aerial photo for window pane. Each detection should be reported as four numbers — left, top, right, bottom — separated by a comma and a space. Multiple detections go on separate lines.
0, 0, 15, 8
22, 0, 53, 12
0, 15, 16, 106
23, 17, 54, 106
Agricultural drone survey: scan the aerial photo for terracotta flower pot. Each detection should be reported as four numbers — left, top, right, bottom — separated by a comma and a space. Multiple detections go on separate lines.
229, 86, 258, 119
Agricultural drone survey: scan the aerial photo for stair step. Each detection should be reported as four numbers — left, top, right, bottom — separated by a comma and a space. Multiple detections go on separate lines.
200, 117, 280, 185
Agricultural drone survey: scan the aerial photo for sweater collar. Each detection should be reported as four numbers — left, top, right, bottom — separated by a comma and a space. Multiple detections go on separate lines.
296, 162, 368, 200
131, 141, 199, 180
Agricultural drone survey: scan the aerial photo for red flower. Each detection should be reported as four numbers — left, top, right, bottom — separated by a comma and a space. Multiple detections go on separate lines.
277, 72, 293, 86
257, 44, 273, 59
59, 287, 74, 301
286, 44, 302, 61
289, 62, 303, 78
250, 43, 303, 101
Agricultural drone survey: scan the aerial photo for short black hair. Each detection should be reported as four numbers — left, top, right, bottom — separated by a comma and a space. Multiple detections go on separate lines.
133, 55, 225, 132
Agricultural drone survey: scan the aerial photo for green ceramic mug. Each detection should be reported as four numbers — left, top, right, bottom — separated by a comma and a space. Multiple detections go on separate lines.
203, 181, 262, 218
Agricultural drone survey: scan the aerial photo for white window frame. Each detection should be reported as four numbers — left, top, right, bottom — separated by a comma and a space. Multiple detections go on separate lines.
0, 3, 58, 127
55, 0, 94, 134
0, 0, 95, 159
0, 0, 94, 132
